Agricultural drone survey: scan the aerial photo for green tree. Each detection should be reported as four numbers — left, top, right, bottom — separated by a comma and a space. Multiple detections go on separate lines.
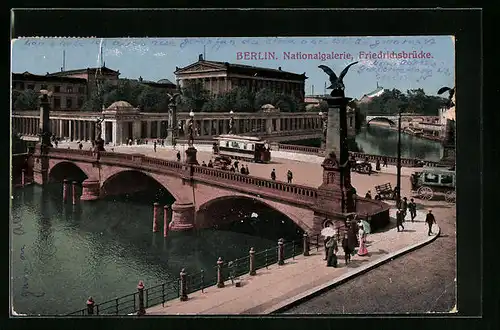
138, 86, 169, 112
14, 89, 38, 110
180, 81, 212, 112
254, 88, 276, 109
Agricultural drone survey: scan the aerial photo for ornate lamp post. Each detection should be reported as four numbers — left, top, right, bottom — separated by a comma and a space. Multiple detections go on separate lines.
185, 111, 199, 165
228, 110, 235, 134
167, 92, 181, 146
38, 90, 53, 148
396, 105, 403, 206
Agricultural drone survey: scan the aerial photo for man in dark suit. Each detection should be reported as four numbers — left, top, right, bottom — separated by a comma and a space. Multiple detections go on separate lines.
425, 210, 436, 236
396, 209, 404, 232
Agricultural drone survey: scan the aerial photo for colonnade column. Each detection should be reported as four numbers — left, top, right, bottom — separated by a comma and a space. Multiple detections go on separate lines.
146, 121, 151, 138
59, 120, 63, 138
156, 121, 161, 139
69, 120, 73, 141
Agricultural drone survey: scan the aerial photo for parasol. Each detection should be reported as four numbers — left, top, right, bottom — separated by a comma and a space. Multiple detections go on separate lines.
359, 220, 371, 234
321, 227, 337, 238
250, 212, 259, 218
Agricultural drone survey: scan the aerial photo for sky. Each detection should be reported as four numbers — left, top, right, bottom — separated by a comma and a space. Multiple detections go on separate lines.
11, 36, 454, 99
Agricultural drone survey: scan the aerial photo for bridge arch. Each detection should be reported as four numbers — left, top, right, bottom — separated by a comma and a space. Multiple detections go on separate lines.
48, 161, 89, 183
100, 169, 182, 201
196, 195, 307, 234
366, 117, 396, 126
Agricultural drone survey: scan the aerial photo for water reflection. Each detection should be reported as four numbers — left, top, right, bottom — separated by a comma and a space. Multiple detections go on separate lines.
285, 126, 443, 161
11, 184, 303, 315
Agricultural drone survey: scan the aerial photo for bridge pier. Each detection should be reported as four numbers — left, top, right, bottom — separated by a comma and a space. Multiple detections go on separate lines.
80, 179, 100, 201
33, 145, 50, 185
169, 202, 195, 231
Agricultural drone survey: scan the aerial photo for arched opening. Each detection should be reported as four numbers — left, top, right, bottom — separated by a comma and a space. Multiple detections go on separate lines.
197, 196, 304, 242
101, 170, 175, 205
367, 117, 396, 126
49, 162, 88, 183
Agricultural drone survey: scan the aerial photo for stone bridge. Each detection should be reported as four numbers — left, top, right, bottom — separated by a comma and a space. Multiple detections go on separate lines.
365, 114, 440, 127
33, 147, 389, 235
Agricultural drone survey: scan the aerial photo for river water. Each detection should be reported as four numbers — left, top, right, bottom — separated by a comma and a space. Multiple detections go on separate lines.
286, 126, 444, 162
11, 185, 303, 315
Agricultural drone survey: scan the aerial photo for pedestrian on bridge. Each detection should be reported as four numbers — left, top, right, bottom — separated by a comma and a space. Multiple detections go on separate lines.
245, 165, 250, 175
383, 156, 388, 167
201, 161, 207, 167
401, 197, 408, 222
425, 210, 436, 236
396, 209, 405, 232
271, 169, 276, 180
78, 142, 83, 150
287, 170, 293, 183
326, 237, 338, 267
376, 159, 381, 171
153, 141, 157, 152
176, 151, 181, 161
409, 198, 417, 222
342, 233, 352, 264
365, 190, 372, 199
208, 159, 213, 168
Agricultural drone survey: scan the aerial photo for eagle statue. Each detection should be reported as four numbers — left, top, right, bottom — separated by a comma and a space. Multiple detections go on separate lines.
318, 62, 359, 93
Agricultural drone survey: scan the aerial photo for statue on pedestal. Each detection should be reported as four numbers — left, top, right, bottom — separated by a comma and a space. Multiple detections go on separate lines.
187, 118, 195, 147
94, 117, 105, 152
38, 90, 53, 148
318, 61, 359, 97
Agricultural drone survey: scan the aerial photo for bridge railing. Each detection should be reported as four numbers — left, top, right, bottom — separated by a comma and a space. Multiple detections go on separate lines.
192, 165, 318, 203
66, 239, 304, 316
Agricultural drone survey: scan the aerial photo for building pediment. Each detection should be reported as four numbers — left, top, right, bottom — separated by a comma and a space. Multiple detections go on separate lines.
175, 61, 226, 74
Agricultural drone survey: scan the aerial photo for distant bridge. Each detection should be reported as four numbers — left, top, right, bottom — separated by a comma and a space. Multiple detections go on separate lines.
365, 114, 441, 127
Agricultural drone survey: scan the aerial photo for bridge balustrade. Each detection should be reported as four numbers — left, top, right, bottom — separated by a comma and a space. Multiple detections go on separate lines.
192, 165, 318, 202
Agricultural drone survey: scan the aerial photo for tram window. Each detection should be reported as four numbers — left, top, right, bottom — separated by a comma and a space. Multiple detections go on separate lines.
225, 141, 229, 147
251, 144, 254, 150
424, 173, 439, 183
440, 174, 453, 184
243, 144, 247, 150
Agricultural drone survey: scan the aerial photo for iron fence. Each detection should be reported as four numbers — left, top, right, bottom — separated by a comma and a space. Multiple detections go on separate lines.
66, 238, 314, 316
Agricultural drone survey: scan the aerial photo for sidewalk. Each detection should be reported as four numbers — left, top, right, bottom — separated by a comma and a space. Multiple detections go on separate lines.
145, 209, 440, 315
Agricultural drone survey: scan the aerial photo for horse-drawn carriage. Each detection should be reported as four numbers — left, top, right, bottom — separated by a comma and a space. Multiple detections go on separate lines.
411, 167, 456, 203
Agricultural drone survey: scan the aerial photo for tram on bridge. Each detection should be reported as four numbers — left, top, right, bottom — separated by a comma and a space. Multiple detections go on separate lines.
214, 134, 271, 163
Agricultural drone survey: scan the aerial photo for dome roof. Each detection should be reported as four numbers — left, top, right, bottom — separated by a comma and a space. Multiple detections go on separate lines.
261, 104, 276, 109
106, 101, 135, 111
157, 78, 175, 85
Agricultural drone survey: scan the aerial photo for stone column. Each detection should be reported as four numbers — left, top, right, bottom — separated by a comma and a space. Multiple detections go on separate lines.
112, 121, 117, 145
265, 118, 273, 134
132, 120, 141, 140
68, 120, 73, 141
146, 121, 151, 138
156, 121, 161, 138
59, 120, 63, 138
169, 202, 195, 231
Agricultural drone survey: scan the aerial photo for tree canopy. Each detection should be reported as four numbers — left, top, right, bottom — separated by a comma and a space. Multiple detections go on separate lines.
82, 79, 171, 112
13, 89, 39, 110
82, 78, 305, 113
358, 88, 447, 117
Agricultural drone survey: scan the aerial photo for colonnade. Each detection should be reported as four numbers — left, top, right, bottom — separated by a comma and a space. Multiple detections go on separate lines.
12, 112, 326, 145
12, 117, 97, 142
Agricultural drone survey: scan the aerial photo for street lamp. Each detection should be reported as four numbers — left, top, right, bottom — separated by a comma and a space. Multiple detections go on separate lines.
396, 106, 403, 207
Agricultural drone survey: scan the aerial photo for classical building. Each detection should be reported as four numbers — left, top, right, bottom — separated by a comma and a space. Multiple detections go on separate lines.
12, 72, 88, 111
174, 55, 307, 101
46, 65, 120, 98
